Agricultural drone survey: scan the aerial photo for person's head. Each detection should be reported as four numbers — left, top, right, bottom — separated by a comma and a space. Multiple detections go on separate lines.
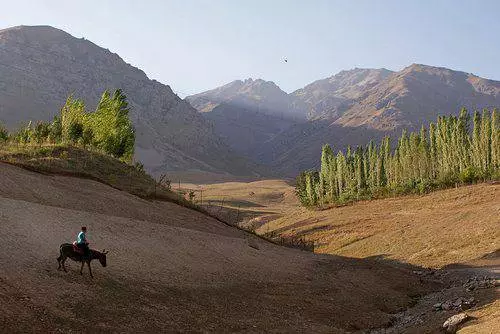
81, 226, 87, 232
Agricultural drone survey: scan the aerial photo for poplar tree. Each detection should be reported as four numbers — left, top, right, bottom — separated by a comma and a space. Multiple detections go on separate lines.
297, 109, 499, 207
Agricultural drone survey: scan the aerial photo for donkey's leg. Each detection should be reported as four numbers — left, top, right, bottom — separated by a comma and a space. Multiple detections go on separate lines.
57, 256, 61, 270
87, 261, 93, 279
80, 261, 84, 275
62, 258, 68, 272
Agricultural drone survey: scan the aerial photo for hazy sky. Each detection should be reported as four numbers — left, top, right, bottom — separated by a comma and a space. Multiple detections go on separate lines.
1, 0, 499, 96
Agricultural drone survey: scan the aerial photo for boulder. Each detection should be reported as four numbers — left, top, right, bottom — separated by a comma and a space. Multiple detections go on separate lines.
442, 313, 470, 333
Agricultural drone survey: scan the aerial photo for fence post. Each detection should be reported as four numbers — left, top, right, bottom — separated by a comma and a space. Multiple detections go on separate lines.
236, 204, 240, 223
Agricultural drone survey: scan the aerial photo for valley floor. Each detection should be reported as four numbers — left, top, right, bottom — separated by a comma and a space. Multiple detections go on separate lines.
0, 163, 458, 333
185, 179, 500, 332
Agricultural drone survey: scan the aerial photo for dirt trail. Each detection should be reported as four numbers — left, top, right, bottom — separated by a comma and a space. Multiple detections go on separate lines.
0, 163, 454, 333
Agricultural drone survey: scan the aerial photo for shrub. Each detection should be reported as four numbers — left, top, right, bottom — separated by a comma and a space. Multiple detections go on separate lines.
67, 122, 84, 143
33, 121, 51, 144
0, 123, 8, 142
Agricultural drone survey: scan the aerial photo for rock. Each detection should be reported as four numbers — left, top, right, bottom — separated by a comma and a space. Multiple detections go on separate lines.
442, 313, 470, 333
433, 303, 442, 311
461, 297, 476, 310
442, 301, 452, 311
464, 276, 490, 291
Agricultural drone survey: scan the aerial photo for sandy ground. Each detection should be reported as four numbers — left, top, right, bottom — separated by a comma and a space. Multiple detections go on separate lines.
0, 163, 457, 333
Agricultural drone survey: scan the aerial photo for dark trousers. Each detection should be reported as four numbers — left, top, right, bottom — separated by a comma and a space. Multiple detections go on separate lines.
77, 244, 90, 258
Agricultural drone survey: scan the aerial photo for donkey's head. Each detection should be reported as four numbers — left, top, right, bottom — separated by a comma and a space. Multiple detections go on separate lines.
98, 249, 109, 267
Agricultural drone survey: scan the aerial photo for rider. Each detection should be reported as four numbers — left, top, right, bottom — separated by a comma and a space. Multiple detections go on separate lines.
76, 226, 90, 258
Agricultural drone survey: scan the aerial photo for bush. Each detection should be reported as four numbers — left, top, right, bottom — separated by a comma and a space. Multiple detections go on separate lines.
459, 167, 479, 184
14, 122, 33, 144
81, 127, 94, 147
67, 122, 84, 143
0, 123, 8, 142
134, 161, 145, 173
49, 116, 62, 143
33, 121, 50, 144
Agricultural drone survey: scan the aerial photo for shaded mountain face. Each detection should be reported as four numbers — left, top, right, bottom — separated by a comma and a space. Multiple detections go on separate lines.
186, 78, 305, 120
0, 25, 255, 176
186, 79, 305, 161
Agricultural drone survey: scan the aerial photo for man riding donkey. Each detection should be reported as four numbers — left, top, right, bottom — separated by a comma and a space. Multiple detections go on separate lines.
75, 226, 90, 259
57, 226, 108, 278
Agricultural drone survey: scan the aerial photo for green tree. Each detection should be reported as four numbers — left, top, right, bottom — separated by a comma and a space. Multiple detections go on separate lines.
49, 116, 63, 143
0, 123, 8, 143
33, 121, 51, 144
492, 109, 499, 170
297, 109, 499, 208
89, 89, 135, 161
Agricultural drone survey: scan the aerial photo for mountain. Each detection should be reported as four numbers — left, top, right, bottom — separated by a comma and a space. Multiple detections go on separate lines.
189, 65, 500, 176
332, 64, 500, 130
0, 25, 255, 177
186, 79, 305, 160
187, 78, 304, 119
291, 68, 393, 120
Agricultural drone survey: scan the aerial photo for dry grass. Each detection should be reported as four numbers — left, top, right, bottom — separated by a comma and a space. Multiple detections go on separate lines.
190, 179, 499, 268
0, 143, 189, 205
181, 179, 298, 224
187, 179, 500, 332
265, 183, 500, 268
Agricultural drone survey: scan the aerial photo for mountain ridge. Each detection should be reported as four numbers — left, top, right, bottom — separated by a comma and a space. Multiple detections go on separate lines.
187, 64, 500, 175
0, 25, 257, 177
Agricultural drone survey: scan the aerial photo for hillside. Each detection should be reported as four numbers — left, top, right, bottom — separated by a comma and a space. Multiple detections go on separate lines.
187, 78, 304, 119
185, 180, 499, 268
0, 25, 254, 177
186, 78, 304, 160
0, 161, 458, 333
178, 179, 500, 332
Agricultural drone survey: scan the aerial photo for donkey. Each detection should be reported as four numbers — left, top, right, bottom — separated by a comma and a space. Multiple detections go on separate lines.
57, 243, 108, 278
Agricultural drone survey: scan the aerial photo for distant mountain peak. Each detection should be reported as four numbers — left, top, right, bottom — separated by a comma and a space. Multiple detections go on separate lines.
186, 77, 303, 118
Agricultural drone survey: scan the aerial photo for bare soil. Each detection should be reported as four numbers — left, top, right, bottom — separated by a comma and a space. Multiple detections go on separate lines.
0, 163, 454, 333
188, 179, 500, 332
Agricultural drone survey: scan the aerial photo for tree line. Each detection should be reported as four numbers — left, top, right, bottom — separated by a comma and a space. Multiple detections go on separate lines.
296, 108, 500, 207
0, 89, 135, 161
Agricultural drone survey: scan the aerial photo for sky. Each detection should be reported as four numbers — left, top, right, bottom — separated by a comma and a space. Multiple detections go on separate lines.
1, 0, 500, 97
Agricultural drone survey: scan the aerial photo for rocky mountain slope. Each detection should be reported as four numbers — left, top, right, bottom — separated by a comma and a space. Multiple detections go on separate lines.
333, 64, 500, 130
188, 65, 500, 175
291, 68, 393, 120
187, 78, 304, 119
0, 25, 254, 176
186, 79, 304, 159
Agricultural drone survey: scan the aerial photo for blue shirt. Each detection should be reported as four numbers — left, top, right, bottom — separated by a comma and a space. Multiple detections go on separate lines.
77, 231, 87, 244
